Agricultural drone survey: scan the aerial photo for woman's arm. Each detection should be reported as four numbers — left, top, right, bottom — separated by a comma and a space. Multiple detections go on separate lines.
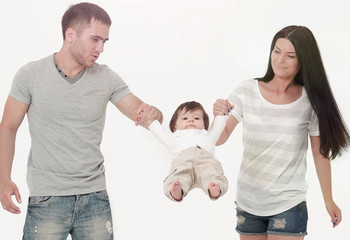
310, 135, 342, 228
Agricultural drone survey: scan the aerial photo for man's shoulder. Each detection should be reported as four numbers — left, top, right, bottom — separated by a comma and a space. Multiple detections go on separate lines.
14, 55, 52, 79
90, 62, 110, 71
21, 55, 52, 71
87, 63, 124, 83
86, 62, 112, 75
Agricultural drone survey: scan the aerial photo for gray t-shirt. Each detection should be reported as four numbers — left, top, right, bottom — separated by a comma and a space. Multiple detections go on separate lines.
10, 55, 131, 196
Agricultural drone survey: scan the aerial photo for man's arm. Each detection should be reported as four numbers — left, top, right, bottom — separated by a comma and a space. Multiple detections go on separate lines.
115, 93, 163, 128
0, 96, 28, 214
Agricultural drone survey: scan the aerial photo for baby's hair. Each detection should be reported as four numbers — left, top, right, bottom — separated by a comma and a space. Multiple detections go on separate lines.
169, 101, 209, 132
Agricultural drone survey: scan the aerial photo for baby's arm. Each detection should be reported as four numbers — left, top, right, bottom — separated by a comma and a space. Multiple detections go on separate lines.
148, 120, 176, 150
208, 115, 229, 143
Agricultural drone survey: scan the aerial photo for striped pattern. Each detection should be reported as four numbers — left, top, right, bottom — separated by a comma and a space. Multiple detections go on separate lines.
229, 79, 319, 216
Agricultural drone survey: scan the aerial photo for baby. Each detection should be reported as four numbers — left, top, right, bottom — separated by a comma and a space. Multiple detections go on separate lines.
147, 101, 228, 201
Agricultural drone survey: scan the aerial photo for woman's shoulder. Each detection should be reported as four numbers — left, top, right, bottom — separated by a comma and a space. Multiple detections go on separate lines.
233, 79, 257, 89
230, 79, 257, 94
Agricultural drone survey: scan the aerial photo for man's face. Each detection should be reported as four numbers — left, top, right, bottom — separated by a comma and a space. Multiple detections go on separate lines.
70, 20, 110, 68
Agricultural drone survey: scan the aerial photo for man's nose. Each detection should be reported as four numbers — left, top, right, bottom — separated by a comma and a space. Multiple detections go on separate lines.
96, 41, 104, 53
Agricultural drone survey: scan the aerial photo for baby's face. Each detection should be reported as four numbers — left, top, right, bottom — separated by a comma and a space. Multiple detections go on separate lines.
174, 108, 205, 131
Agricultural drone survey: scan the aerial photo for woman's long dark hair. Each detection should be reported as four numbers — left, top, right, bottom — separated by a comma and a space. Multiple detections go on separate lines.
257, 25, 349, 159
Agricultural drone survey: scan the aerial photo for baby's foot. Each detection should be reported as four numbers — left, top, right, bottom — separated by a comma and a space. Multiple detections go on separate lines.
170, 180, 183, 201
208, 182, 221, 199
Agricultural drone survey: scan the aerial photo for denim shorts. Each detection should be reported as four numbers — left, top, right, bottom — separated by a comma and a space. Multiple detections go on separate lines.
236, 201, 308, 237
22, 190, 113, 240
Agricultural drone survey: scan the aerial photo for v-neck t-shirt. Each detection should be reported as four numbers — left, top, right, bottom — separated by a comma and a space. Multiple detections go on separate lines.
10, 54, 131, 196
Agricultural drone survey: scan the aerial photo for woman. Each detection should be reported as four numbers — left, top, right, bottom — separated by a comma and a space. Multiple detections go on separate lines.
214, 25, 349, 240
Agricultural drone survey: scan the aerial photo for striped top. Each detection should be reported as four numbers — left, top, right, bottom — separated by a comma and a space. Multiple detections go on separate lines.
229, 79, 319, 216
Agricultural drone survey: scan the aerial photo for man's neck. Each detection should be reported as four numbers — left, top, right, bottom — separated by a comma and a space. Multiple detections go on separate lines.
54, 51, 85, 78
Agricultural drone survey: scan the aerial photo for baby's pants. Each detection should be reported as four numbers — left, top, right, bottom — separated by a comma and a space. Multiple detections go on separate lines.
163, 146, 228, 201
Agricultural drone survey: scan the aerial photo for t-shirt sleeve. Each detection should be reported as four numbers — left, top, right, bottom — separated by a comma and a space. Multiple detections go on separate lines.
308, 109, 320, 136
9, 65, 32, 105
228, 82, 244, 123
108, 69, 132, 104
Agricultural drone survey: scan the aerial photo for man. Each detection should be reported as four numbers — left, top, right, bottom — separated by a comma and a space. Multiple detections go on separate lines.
0, 2, 162, 239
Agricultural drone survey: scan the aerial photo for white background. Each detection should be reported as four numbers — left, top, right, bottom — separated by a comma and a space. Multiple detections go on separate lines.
0, 0, 349, 239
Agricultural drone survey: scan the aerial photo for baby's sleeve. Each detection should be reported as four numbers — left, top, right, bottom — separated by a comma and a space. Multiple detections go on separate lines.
208, 115, 229, 143
149, 120, 176, 150
228, 82, 244, 123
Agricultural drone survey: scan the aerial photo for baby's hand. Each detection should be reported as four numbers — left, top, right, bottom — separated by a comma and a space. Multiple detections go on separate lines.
213, 99, 233, 117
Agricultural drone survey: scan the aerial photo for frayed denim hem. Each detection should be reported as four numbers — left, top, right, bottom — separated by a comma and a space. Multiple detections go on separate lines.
235, 228, 267, 236
267, 230, 307, 237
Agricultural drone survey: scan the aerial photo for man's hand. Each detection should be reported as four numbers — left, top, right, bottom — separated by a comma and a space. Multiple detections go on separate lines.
0, 180, 22, 214
134, 103, 163, 128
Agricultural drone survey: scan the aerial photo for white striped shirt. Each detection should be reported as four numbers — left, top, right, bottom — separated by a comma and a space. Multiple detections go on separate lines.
229, 79, 319, 216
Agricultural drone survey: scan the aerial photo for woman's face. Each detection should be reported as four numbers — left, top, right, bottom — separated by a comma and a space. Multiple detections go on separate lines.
271, 38, 300, 80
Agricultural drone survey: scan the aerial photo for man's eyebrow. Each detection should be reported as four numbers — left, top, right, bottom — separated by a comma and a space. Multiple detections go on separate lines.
90, 35, 109, 42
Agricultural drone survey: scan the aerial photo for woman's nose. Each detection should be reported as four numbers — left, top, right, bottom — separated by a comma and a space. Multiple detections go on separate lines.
278, 54, 286, 63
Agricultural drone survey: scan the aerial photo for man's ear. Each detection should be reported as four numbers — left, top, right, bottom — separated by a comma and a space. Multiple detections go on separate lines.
65, 28, 76, 43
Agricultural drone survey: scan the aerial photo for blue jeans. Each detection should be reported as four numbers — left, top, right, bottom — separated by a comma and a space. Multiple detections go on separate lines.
236, 201, 308, 237
22, 191, 113, 240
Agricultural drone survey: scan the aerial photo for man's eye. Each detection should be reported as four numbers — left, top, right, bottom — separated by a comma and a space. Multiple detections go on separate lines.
182, 117, 188, 120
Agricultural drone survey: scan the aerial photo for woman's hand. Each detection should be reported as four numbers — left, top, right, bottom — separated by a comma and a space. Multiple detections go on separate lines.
326, 200, 342, 228
213, 99, 233, 117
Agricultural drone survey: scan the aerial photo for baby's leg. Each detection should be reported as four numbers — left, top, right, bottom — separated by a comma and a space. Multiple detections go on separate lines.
208, 182, 221, 199
164, 148, 196, 201
194, 151, 228, 200
170, 180, 183, 201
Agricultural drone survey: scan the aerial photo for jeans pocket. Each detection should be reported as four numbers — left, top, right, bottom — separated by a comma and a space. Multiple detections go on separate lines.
28, 196, 53, 206
93, 190, 110, 202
